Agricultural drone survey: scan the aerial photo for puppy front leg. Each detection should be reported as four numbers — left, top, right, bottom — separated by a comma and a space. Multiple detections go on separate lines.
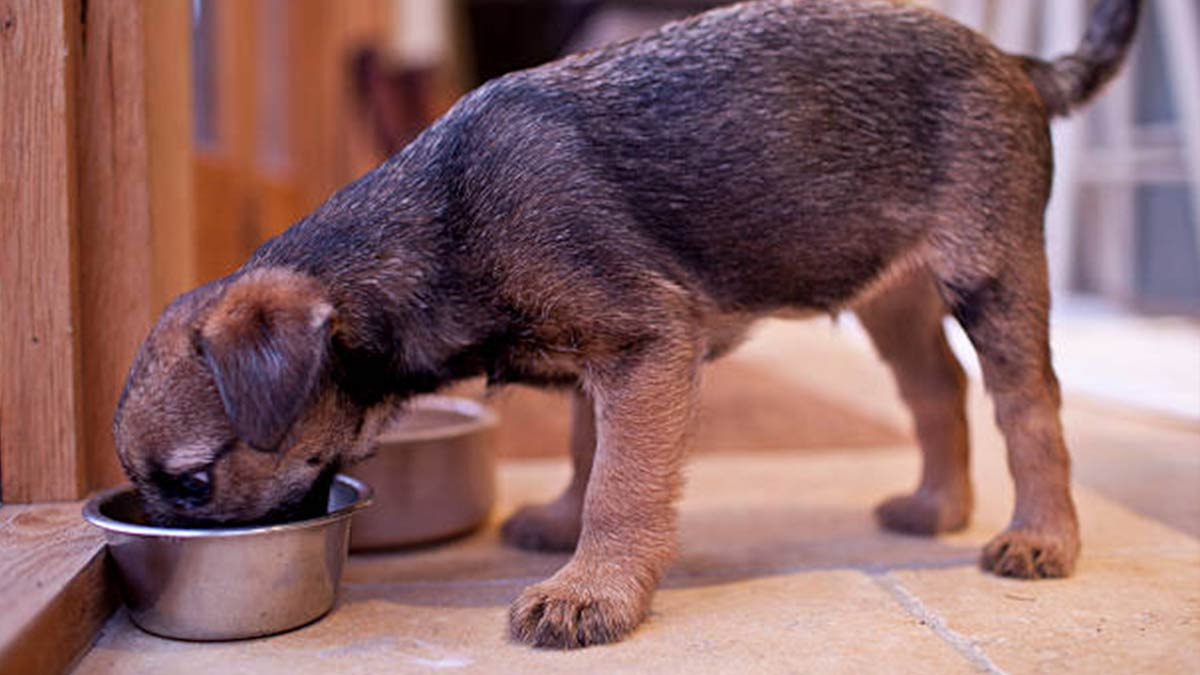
501, 387, 596, 551
509, 337, 699, 648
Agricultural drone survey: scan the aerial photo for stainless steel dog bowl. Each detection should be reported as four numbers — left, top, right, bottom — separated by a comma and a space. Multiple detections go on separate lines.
348, 396, 497, 551
83, 474, 373, 641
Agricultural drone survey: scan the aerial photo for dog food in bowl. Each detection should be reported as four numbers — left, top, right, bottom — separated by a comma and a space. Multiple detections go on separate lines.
83, 474, 373, 641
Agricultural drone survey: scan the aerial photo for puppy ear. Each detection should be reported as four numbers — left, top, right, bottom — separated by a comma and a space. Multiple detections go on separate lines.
199, 268, 334, 451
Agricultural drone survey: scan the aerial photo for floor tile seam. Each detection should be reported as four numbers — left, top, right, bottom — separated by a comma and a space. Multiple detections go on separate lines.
869, 571, 1007, 675
662, 557, 982, 584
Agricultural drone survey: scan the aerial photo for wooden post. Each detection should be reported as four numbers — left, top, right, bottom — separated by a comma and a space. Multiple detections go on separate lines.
1, 0, 87, 502
1, 0, 157, 501
77, 0, 156, 493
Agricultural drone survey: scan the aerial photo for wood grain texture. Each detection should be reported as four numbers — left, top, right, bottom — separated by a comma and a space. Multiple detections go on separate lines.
0, 503, 114, 675
142, 0, 198, 311
0, 0, 87, 502
77, 0, 155, 494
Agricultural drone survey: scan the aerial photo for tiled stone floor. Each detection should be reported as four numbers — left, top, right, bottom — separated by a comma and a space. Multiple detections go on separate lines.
75, 321, 1200, 674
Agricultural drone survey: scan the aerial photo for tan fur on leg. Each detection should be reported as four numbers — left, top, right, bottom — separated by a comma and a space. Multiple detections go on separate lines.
856, 270, 973, 535
509, 333, 700, 648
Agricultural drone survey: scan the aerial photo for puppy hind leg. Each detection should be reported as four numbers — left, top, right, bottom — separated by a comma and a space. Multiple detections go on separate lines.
501, 387, 595, 552
938, 255, 1079, 579
856, 270, 972, 535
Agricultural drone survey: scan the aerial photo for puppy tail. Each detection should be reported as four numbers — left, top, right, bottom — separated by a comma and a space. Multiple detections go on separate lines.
1019, 0, 1143, 117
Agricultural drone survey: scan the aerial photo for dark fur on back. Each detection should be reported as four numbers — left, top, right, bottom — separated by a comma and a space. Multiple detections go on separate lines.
251, 0, 1048, 401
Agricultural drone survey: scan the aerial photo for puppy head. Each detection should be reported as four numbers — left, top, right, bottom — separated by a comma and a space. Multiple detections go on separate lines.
114, 267, 370, 526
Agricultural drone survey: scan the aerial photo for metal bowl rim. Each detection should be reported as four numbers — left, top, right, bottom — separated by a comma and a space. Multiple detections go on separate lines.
82, 473, 374, 539
377, 395, 498, 444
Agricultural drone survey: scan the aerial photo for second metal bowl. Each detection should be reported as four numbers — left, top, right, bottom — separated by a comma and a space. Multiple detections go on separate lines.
348, 396, 498, 551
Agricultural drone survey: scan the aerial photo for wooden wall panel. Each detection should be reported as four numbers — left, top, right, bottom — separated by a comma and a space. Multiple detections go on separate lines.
0, 0, 87, 502
142, 0, 199, 310
77, 0, 156, 493
2, 0, 159, 501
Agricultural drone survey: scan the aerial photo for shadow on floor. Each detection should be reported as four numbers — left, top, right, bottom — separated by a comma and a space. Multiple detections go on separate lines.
344, 504, 978, 609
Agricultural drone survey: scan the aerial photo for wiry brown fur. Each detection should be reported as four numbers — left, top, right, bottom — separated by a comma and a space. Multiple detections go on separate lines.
114, 0, 1142, 649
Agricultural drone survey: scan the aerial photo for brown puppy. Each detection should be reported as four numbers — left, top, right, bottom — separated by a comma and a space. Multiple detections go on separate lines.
114, 0, 1143, 649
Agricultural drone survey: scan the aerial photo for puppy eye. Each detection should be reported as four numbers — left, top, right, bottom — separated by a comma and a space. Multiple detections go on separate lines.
173, 467, 213, 507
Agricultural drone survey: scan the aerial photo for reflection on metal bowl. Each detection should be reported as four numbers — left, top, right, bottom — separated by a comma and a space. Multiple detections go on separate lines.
348, 396, 498, 551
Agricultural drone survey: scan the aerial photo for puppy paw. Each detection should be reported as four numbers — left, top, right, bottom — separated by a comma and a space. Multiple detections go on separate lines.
874, 488, 971, 535
981, 527, 1079, 579
501, 501, 581, 552
509, 572, 647, 649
